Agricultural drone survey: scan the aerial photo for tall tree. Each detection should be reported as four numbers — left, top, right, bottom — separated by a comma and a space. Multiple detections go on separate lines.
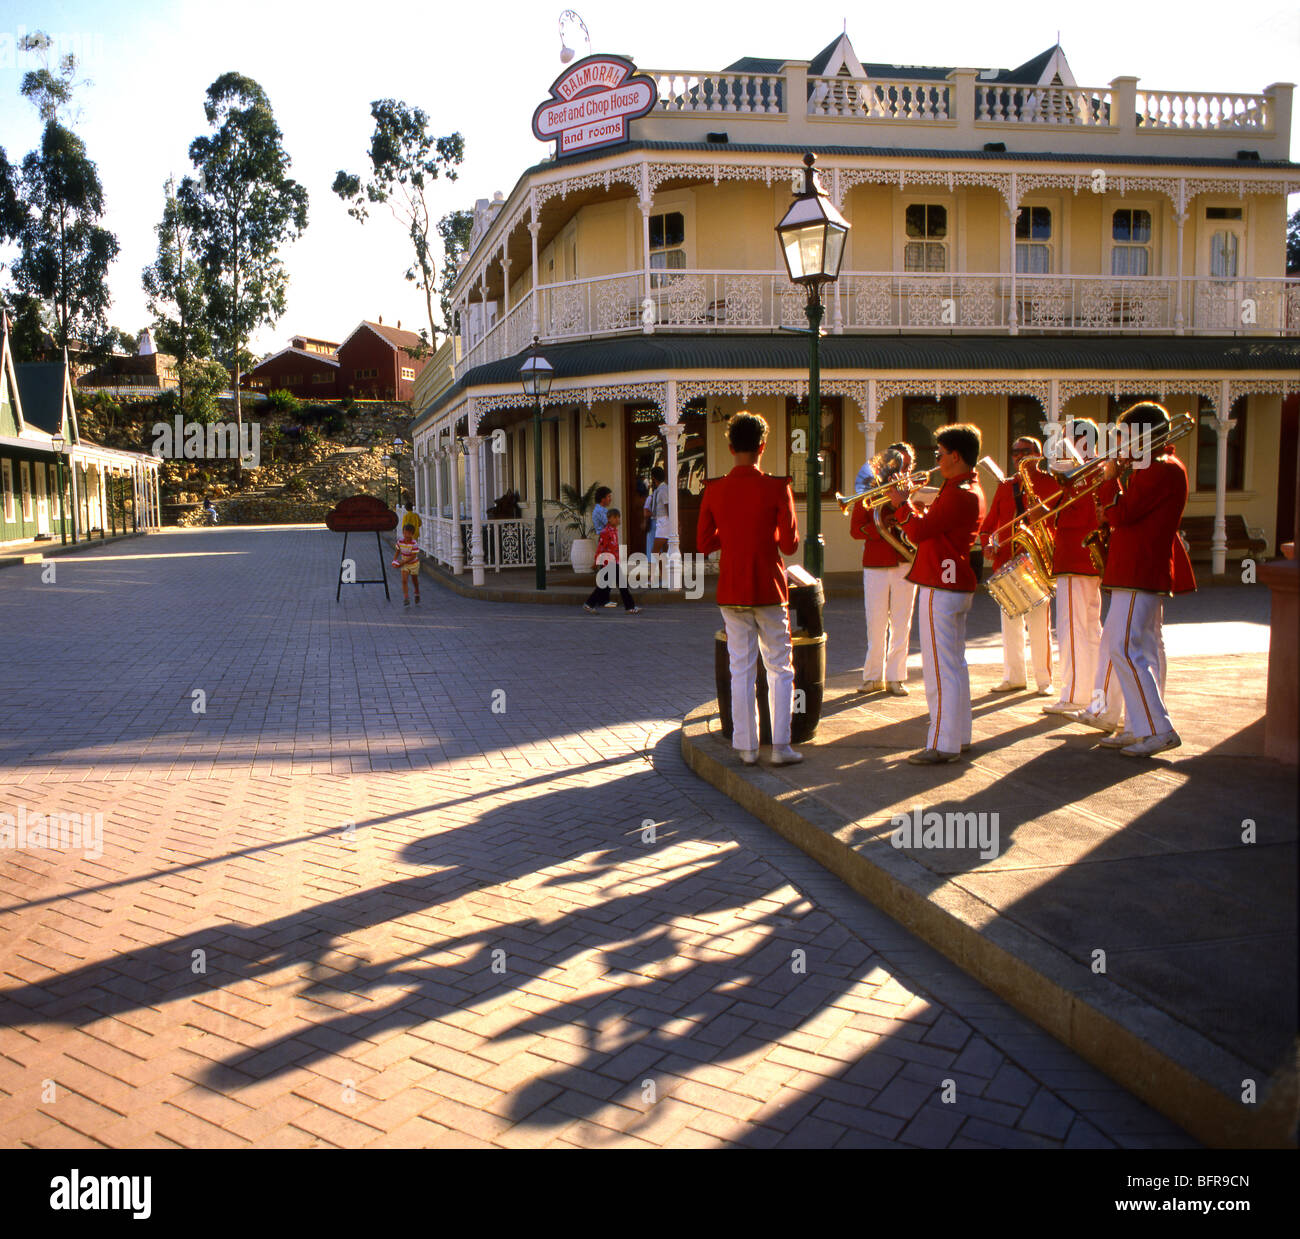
143, 176, 211, 409
14, 116, 119, 354
180, 73, 308, 478
10, 30, 117, 356
333, 102, 464, 346
436, 208, 474, 340
1288, 208, 1299, 276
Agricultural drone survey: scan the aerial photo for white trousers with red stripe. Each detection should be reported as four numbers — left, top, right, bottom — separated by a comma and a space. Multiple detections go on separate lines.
917, 586, 974, 754
720, 604, 795, 751
1000, 601, 1053, 690
1096, 590, 1171, 737
1054, 574, 1102, 708
862, 564, 917, 682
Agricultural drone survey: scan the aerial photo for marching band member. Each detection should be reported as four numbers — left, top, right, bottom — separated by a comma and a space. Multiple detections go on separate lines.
979, 436, 1059, 696
1042, 418, 1116, 716
887, 425, 986, 764
1090, 404, 1195, 756
697, 411, 802, 767
850, 443, 918, 696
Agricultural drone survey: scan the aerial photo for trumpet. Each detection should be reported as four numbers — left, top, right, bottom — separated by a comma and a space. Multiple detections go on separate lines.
835, 467, 938, 514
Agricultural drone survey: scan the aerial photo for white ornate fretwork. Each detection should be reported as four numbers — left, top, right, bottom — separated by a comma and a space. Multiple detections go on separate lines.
722, 276, 764, 325
852, 277, 892, 327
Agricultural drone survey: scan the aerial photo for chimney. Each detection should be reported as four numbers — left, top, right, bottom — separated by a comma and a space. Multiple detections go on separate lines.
379, 314, 383, 325
397, 320, 401, 329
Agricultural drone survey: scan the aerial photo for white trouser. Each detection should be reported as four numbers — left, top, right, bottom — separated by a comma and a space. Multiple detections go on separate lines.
721, 604, 795, 751
1054, 574, 1102, 708
917, 586, 974, 754
862, 564, 917, 682
1095, 591, 1169, 733
1000, 601, 1053, 689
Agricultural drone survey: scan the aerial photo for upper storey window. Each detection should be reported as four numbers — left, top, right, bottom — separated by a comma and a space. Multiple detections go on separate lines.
1111, 209, 1152, 276
1015, 207, 1052, 274
904, 204, 947, 272
650, 212, 686, 271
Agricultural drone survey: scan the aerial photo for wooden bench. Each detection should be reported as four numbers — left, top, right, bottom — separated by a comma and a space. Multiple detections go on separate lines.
1180, 514, 1267, 564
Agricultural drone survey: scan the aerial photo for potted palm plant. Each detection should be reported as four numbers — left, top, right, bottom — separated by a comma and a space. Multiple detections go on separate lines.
547, 481, 602, 573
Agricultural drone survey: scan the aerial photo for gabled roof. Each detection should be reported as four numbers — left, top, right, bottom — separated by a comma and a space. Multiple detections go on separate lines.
725, 34, 1069, 85
338, 320, 426, 356
15, 362, 76, 440
251, 345, 341, 371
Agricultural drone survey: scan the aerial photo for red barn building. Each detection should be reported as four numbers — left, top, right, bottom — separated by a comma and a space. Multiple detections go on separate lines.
247, 336, 340, 398
337, 320, 428, 401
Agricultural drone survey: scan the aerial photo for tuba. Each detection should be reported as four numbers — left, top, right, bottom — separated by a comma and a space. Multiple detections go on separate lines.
1012, 455, 1055, 583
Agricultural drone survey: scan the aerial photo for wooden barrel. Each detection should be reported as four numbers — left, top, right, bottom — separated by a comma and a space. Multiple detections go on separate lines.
714, 629, 827, 745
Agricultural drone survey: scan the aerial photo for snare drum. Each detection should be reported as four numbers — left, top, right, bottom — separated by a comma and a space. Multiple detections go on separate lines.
987, 552, 1053, 618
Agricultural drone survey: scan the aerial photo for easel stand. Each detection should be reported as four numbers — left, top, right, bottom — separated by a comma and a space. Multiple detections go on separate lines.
336, 530, 391, 601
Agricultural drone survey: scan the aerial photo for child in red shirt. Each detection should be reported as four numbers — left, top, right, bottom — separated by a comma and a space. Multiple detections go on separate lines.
392, 518, 421, 606
583, 509, 640, 613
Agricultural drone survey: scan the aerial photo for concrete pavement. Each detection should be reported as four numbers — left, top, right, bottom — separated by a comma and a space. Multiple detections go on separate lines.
0, 527, 1198, 1147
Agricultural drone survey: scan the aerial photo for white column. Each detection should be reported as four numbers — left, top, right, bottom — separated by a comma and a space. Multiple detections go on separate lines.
660, 378, 682, 589
1173, 179, 1187, 335
641, 200, 654, 335
1212, 378, 1233, 576
449, 437, 463, 574
466, 434, 486, 586
1007, 174, 1020, 336
529, 205, 541, 340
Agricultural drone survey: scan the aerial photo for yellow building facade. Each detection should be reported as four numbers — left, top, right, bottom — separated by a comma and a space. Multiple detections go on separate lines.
411, 34, 1299, 585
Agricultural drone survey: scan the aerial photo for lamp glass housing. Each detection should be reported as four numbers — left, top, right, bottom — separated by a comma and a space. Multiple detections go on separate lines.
776, 187, 850, 284
520, 353, 554, 401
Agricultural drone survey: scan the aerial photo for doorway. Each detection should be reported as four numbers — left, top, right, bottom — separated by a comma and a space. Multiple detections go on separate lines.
622, 404, 706, 555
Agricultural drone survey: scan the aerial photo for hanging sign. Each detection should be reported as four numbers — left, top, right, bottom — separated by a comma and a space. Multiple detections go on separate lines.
532, 54, 657, 158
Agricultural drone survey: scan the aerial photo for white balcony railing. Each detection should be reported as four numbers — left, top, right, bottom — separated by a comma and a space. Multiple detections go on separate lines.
422, 514, 576, 573
454, 270, 1300, 379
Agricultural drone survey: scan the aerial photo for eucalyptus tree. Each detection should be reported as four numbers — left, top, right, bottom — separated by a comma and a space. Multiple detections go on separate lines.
437, 208, 474, 339
333, 102, 464, 347
181, 73, 308, 478
143, 176, 211, 409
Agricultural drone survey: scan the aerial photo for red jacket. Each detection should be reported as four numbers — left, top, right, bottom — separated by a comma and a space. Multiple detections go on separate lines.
979, 470, 1061, 572
697, 465, 800, 605
1102, 451, 1196, 595
849, 500, 906, 568
1051, 475, 1117, 576
895, 470, 985, 592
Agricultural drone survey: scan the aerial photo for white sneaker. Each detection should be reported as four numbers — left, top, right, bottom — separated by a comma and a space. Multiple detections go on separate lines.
860, 678, 886, 692
1073, 709, 1117, 734
1041, 700, 1081, 715
990, 680, 1025, 693
886, 681, 909, 696
738, 748, 759, 765
769, 745, 804, 765
603, 601, 618, 608
1098, 731, 1137, 749
1034, 685, 1054, 697
1121, 731, 1182, 757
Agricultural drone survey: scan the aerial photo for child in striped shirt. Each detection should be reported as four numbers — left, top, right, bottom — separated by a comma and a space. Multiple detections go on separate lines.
392, 518, 421, 606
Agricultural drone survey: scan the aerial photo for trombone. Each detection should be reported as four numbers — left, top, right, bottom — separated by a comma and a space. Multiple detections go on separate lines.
835, 467, 939, 514
984, 410, 1195, 548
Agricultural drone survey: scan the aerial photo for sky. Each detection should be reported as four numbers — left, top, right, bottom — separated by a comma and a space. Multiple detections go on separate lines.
0, 0, 1296, 358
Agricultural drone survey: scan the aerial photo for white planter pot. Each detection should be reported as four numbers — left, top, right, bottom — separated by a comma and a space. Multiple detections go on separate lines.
570, 537, 595, 574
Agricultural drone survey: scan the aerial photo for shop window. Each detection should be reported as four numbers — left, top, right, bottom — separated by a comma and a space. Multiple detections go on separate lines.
904, 204, 947, 272
1111, 209, 1152, 276
787, 396, 842, 498
1197, 397, 1246, 492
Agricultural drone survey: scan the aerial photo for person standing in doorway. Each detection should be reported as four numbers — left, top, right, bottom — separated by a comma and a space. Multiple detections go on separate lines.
697, 412, 802, 767
648, 466, 669, 562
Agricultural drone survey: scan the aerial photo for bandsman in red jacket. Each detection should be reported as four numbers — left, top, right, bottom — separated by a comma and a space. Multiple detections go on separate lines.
886, 424, 986, 763
697, 412, 802, 767
1086, 403, 1195, 757
1042, 418, 1118, 716
979, 436, 1061, 696
850, 442, 918, 696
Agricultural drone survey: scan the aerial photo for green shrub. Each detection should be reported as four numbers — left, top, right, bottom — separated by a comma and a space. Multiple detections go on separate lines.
266, 389, 303, 415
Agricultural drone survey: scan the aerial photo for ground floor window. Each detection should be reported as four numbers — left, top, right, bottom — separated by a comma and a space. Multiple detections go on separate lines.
1007, 396, 1047, 459
902, 396, 957, 467
787, 396, 841, 498
1196, 396, 1247, 492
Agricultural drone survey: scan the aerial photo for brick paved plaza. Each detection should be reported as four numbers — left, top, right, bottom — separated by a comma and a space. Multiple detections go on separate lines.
0, 527, 1195, 1148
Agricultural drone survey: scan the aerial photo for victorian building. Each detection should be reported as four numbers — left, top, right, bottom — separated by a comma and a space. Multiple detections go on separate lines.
410, 33, 1299, 585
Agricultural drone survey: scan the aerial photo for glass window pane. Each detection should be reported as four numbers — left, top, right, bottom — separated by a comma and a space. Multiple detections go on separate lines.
1112, 210, 1131, 242
1032, 207, 1051, 239
1210, 231, 1237, 279
649, 215, 664, 249
1132, 210, 1151, 242
665, 212, 685, 246
905, 204, 926, 238
926, 242, 946, 272
904, 241, 925, 271
929, 205, 947, 238
665, 250, 685, 270
1015, 212, 1030, 239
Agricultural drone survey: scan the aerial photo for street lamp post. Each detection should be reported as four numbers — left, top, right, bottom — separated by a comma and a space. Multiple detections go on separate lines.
50, 434, 68, 545
775, 152, 850, 581
520, 336, 554, 590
